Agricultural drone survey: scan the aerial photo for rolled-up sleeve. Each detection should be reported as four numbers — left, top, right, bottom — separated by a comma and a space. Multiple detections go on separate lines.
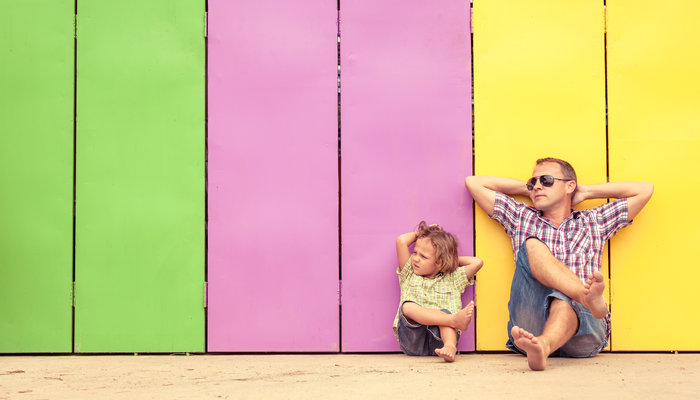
397, 258, 413, 285
594, 198, 631, 241
451, 266, 474, 293
491, 192, 524, 236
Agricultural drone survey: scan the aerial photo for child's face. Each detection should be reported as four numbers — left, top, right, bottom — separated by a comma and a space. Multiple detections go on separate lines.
412, 238, 441, 278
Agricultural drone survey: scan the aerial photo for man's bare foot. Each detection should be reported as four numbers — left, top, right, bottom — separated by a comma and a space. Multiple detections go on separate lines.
511, 326, 548, 371
583, 271, 608, 319
435, 344, 457, 362
451, 301, 474, 331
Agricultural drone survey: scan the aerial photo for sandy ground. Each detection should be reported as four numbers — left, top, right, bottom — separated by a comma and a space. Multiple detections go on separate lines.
1, 353, 698, 400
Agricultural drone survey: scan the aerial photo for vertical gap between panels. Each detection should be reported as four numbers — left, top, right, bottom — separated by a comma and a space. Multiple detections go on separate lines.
603, 3, 611, 278
204, 0, 209, 353
469, 0, 476, 348
72, 0, 78, 354
604, 1, 611, 188
603, 0, 613, 349
337, 0, 342, 353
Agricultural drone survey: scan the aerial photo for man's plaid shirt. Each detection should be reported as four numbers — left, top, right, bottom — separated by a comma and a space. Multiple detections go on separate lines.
393, 258, 474, 337
492, 192, 631, 283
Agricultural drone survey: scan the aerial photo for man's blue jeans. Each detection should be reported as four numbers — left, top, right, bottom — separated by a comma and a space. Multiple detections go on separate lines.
506, 239, 609, 358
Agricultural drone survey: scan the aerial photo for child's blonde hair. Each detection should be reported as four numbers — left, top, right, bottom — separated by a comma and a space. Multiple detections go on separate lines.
415, 221, 459, 274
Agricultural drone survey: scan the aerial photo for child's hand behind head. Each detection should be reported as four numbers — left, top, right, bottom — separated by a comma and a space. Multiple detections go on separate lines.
416, 221, 443, 236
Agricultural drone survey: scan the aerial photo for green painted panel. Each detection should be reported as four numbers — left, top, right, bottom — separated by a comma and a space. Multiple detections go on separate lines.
0, 0, 74, 353
75, 0, 205, 352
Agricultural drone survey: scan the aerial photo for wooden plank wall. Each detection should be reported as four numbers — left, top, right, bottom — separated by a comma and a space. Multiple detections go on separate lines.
0, 0, 74, 353
341, 0, 474, 351
207, 0, 339, 352
472, 0, 607, 350
74, 0, 205, 352
607, 0, 700, 351
0, 1, 697, 353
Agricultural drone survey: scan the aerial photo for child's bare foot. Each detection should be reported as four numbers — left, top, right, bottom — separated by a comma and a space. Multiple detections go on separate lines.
451, 301, 474, 331
583, 271, 608, 319
511, 326, 548, 371
435, 344, 457, 362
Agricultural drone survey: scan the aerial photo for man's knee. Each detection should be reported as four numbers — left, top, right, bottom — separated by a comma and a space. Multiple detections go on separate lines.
546, 298, 580, 334
515, 237, 545, 273
548, 298, 577, 319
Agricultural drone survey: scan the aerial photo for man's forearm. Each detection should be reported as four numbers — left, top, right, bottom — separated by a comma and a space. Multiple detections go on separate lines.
465, 175, 529, 217
577, 181, 653, 201
575, 181, 654, 221
467, 175, 529, 197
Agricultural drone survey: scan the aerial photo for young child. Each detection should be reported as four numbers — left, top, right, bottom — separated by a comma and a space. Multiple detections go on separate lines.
394, 221, 483, 362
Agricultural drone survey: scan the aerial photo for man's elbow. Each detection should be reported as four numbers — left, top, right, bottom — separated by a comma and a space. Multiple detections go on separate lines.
641, 182, 654, 200
465, 176, 478, 192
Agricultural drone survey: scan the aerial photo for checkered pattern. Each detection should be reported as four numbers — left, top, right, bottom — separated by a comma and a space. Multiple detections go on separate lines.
492, 192, 631, 283
392, 259, 474, 335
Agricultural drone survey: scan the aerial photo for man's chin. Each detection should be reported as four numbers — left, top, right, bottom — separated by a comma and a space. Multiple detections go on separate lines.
533, 201, 549, 212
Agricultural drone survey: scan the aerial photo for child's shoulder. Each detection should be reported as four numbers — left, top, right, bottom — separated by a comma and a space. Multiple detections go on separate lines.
443, 266, 473, 287
398, 258, 415, 280
443, 265, 466, 276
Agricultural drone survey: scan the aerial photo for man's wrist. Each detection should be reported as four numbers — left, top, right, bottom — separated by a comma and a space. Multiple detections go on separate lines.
577, 183, 588, 199
519, 181, 531, 197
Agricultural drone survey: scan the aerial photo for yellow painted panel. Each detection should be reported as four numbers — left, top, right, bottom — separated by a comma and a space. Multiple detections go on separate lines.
473, 0, 606, 350
607, 0, 700, 351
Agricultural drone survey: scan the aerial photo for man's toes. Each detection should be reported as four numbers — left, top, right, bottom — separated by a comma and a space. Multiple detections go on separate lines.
511, 326, 521, 339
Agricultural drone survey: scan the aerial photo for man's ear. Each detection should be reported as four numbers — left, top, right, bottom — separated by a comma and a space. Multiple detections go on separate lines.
566, 180, 577, 195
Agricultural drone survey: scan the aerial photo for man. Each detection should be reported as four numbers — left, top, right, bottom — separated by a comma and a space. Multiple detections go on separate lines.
465, 157, 653, 370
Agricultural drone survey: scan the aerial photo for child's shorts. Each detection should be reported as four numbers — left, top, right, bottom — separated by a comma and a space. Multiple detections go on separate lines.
396, 302, 460, 356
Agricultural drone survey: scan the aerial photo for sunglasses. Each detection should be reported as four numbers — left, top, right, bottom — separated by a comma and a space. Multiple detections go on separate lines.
526, 175, 573, 191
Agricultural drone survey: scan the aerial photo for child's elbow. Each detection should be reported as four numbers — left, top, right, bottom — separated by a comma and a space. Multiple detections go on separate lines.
396, 236, 407, 247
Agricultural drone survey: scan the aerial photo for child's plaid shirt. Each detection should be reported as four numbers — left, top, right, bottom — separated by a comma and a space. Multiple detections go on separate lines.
393, 258, 474, 337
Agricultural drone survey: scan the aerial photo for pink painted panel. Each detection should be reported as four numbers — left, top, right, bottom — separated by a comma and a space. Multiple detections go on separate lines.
340, 1, 474, 351
208, 0, 339, 351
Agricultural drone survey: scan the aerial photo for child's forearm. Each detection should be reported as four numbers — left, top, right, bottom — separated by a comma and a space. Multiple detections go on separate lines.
459, 256, 484, 279
458, 256, 482, 266
396, 231, 419, 270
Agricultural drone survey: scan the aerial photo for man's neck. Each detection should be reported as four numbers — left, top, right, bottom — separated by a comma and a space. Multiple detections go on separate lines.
540, 205, 572, 228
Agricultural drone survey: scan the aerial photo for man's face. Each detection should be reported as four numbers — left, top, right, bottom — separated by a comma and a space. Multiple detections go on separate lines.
529, 162, 574, 211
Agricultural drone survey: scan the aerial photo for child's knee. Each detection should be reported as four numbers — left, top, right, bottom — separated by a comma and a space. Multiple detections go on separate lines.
401, 301, 418, 316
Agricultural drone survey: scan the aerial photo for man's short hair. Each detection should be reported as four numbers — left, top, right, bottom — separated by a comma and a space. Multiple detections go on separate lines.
536, 157, 578, 196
